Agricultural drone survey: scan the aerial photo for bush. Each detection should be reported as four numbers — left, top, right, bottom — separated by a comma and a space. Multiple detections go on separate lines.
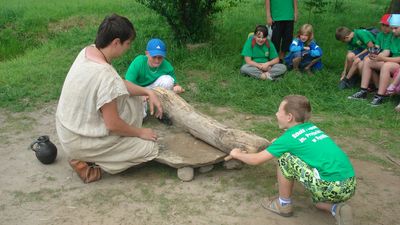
138, 0, 218, 43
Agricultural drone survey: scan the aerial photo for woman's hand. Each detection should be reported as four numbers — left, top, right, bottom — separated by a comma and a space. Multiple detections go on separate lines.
138, 128, 158, 141
146, 90, 163, 119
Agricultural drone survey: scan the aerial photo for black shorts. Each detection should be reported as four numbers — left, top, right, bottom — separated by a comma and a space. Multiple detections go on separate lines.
271, 20, 294, 53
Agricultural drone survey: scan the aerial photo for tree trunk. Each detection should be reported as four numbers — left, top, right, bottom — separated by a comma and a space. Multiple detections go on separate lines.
153, 87, 270, 154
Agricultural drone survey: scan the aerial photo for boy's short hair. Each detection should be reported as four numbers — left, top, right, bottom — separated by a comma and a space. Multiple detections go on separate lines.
335, 26, 352, 41
283, 95, 311, 123
254, 25, 268, 38
95, 14, 136, 48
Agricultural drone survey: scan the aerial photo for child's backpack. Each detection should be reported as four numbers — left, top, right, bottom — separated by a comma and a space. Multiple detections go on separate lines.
360, 27, 380, 37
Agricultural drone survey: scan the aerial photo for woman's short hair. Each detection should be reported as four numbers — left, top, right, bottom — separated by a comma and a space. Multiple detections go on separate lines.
95, 14, 136, 48
282, 95, 312, 123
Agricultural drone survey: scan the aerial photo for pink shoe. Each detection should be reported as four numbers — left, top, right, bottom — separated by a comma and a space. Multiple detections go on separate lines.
386, 84, 396, 95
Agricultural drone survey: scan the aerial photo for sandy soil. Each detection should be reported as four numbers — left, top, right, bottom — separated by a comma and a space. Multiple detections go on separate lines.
0, 103, 399, 225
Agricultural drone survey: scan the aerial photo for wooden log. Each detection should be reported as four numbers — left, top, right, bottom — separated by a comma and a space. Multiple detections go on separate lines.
153, 87, 270, 154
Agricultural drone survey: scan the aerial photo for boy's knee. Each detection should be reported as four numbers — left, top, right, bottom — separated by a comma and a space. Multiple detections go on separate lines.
156, 75, 174, 90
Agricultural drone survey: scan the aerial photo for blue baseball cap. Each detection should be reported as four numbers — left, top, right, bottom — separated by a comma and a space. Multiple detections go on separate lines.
389, 14, 400, 27
146, 38, 166, 57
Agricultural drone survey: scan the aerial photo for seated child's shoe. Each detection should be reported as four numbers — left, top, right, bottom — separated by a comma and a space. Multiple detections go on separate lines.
334, 203, 353, 225
395, 103, 400, 112
386, 84, 396, 95
338, 78, 351, 90
347, 89, 367, 100
69, 160, 102, 183
261, 197, 293, 217
370, 95, 385, 106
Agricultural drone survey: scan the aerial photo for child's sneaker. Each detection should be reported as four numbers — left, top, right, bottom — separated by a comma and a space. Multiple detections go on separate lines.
348, 89, 367, 100
370, 95, 385, 106
395, 103, 400, 112
339, 78, 351, 90
261, 197, 293, 217
334, 203, 353, 225
386, 84, 396, 95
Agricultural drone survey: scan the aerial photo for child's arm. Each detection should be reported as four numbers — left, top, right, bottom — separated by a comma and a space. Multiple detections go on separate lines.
293, 0, 298, 22
229, 148, 274, 165
265, 0, 273, 26
309, 42, 322, 57
244, 56, 263, 70
289, 40, 302, 52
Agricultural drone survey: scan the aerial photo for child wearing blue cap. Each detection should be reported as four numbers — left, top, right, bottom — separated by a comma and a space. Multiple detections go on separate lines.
125, 38, 185, 94
349, 14, 400, 106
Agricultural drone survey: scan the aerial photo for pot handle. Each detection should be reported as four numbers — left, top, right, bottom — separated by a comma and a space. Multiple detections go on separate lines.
29, 140, 39, 152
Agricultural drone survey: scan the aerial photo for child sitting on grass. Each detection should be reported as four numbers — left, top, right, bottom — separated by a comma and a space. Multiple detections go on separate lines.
284, 24, 322, 73
240, 25, 287, 81
335, 26, 376, 89
228, 95, 356, 225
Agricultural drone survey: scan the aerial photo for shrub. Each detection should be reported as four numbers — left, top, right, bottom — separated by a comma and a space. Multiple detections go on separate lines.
138, 0, 218, 43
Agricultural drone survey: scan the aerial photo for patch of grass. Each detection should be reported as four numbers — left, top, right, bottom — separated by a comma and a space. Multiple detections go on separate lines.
11, 188, 61, 204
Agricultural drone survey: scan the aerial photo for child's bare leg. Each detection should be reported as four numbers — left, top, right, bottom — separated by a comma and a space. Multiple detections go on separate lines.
360, 58, 384, 89
377, 62, 400, 95
277, 166, 294, 198
342, 52, 355, 80
292, 57, 301, 70
345, 58, 361, 80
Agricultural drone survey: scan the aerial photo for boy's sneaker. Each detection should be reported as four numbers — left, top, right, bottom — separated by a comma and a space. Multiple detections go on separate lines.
261, 197, 293, 217
348, 90, 367, 100
338, 79, 351, 90
334, 203, 353, 225
370, 95, 385, 106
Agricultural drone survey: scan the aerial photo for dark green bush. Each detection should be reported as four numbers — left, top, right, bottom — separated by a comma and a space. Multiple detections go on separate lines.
138, 0, 218, 43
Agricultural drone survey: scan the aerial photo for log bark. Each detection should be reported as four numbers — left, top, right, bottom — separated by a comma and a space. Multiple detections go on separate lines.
153, 87, 270, 154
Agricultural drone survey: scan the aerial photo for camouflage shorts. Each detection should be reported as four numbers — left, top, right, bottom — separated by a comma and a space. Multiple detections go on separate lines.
278, 153, 356, 203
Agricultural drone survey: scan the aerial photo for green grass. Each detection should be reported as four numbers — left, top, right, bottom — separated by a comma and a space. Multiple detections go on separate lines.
0, 0, 399, 161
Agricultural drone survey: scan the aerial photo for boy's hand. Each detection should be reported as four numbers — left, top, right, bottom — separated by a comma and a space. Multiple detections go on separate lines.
266, 15, 273, 26
173, 85, 185, 94
229, 148, 245, 159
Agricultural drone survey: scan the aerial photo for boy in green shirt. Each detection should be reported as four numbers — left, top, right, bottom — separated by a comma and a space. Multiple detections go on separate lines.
240, 25, 287, 80
349, 14, 400, 106
125, 38, 184, 94
266, 0, 298, 62
229, 95, 356, 225
335, 27, 376, 89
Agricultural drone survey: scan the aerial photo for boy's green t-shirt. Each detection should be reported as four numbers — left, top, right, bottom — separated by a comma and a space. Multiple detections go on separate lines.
270, 0, 294, 21
241, 37, 278, 63
376, 32, 392, 50
266, 122, 355, 182
347, 29, 376, 50
125, 55, 177, 87
388, 35, 400, 57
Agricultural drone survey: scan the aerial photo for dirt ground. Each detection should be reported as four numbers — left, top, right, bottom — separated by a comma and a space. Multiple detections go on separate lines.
0, 102, 399, 225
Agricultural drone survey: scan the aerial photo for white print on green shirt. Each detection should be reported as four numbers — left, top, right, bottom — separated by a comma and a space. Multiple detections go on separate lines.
292, 125, 328, 143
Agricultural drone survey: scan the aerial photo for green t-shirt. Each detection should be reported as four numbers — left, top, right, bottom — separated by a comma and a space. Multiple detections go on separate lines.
266, 123, 355, 182
241, 37, 278, 63
125, 55, 177, 87
270, 0, 294, 21
388, 35, 400, 57
376, 31, 392, 50
347, 29, 376, 50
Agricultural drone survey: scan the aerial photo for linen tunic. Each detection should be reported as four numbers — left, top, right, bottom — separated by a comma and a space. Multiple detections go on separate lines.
56, 47, 158, 174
